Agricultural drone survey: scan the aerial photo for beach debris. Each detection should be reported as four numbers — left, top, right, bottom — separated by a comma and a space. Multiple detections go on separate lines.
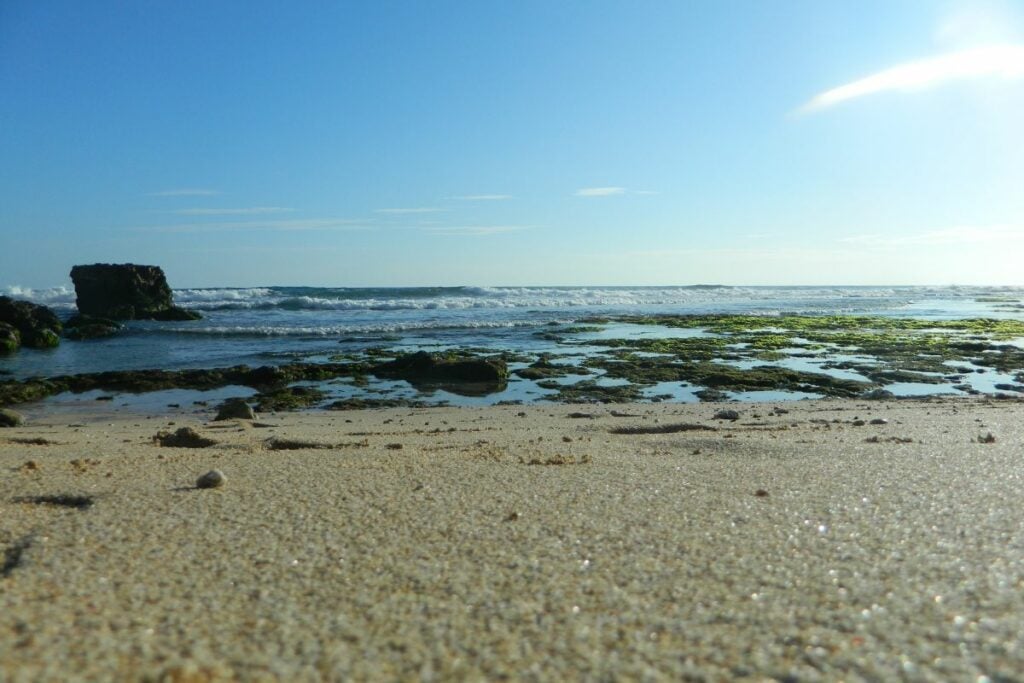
385, 443, 403, 450
714, 409, 741, 421
609, 423, 717, 435
7, 436, 55, 445
2, 535, 33, 578
19, 460, 38, 472
196, 469, 226, 489
0, 408, 24, 428
864, 436, 914, 444
504, 511, 520, 522
154, 427, 217, 448
263, 436, 332, 450
977, 432, 996, 444
214, 398, 256, 421
14, 494, 94, 509
567, 412, 597, 419
851, 419, 866, 426
754, 489, 769, 497
520, 453, 591, 465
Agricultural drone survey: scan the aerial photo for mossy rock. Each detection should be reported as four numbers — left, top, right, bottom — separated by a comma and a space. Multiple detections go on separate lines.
23, 328, 60, 349
0, 323, 19, 354
64, 314, 123, 340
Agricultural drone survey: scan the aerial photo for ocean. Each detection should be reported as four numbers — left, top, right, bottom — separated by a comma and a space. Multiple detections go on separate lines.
3, 284, 1024, 411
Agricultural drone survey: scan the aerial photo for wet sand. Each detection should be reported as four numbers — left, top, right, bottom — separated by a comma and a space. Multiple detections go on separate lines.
2, 397, 1023, 681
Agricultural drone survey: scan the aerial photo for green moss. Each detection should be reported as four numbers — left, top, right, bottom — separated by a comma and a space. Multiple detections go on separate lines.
542, 379, 644, 403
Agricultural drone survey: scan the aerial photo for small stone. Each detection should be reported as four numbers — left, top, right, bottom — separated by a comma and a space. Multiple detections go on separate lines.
196, 469, 226, 489
714, 409, 740, 421
978, 433, 996, 444
851, 419, 866, 426
870, 418, 888, 425
0, 408, 24, 427
754, 489, 769, 497
214, 398, 256, 421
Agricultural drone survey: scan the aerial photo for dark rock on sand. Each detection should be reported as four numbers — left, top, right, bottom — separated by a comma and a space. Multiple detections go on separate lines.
214, 398, 257, 421
154, 427, 217, 448
0, 408, 24, 427
0, 296, 63, 349
714, 409, 741, 421
70, 263, 201, 321
63, 314, 123, 340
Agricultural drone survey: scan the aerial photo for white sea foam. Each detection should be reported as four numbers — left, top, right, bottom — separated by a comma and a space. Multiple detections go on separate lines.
1, 285, 77, 309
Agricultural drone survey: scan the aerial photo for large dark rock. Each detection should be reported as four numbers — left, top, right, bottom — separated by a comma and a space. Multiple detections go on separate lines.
373, 351, 508, 396
0, 296, 62, 350
69, 264, 201, 321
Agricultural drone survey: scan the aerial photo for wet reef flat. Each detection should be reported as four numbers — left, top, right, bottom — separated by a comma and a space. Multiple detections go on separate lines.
3, 315, 1024, 412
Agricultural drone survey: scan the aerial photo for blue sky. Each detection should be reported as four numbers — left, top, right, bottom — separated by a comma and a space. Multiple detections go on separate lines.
2, 1, 1023, 288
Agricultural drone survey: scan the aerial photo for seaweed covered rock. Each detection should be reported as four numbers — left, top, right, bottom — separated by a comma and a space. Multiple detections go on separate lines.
373, 351, 508, 395
63, 314, 123, 340
0, 323, 19, 354
0, 296, 63, 350
69, 263, 201, 321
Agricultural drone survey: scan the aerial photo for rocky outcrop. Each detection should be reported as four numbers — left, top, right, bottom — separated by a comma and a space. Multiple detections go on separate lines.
63, 315, 123, 340
0, 296, 62, 350
69, 264, 201, 321
0, 408, 23, 427
373, 351, 508, 395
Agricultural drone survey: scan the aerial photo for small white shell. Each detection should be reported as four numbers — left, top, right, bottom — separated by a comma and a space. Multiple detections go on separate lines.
196, 469, 226, 489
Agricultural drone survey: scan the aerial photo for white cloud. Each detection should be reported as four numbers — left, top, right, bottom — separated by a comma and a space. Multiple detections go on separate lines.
148, 188, 221, 197
422, 225, 528, 236
800, 44, 1024, 112
840, 225, 1024, 247
453, 194, 512, 201
136, 218, 372, 234
173, 207, 295, 216
375, 207, 446, 214
575, 187, 627, 197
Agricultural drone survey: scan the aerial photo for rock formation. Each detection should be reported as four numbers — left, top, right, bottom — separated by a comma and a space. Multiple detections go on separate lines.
0, 296, 63, 350
69, 264, 201, 321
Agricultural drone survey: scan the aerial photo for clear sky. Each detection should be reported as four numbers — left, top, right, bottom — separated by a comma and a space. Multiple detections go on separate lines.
2, 1, 1023, 288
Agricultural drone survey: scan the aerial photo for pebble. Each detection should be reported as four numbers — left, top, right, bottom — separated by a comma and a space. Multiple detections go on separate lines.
714, 409, 740, 421
196, 469, 226, 489
870, 418, 888, 425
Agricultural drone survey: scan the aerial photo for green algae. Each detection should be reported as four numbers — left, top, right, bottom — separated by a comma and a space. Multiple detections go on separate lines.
254, 385, 327, 412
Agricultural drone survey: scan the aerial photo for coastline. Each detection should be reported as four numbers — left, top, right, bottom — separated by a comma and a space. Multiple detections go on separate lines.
3, 396, 1023, 680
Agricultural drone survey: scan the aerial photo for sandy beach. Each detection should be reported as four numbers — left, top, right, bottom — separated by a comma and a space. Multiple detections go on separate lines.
2, 397, 1023, 681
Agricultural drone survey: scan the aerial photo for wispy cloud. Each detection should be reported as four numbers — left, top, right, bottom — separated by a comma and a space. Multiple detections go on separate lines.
575, 187, 627, 197
422, 225, 528, 237
135, 218, 372, 234
148, 188, 221, 197
172, 207, 295, 216
452, 194, 512, 201
800, 44, 1024, 113
840, 225, 1024, 247
375, 207, 446, 214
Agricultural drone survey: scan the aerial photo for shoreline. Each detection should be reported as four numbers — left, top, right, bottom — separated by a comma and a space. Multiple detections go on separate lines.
3, 396, 1023, 680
